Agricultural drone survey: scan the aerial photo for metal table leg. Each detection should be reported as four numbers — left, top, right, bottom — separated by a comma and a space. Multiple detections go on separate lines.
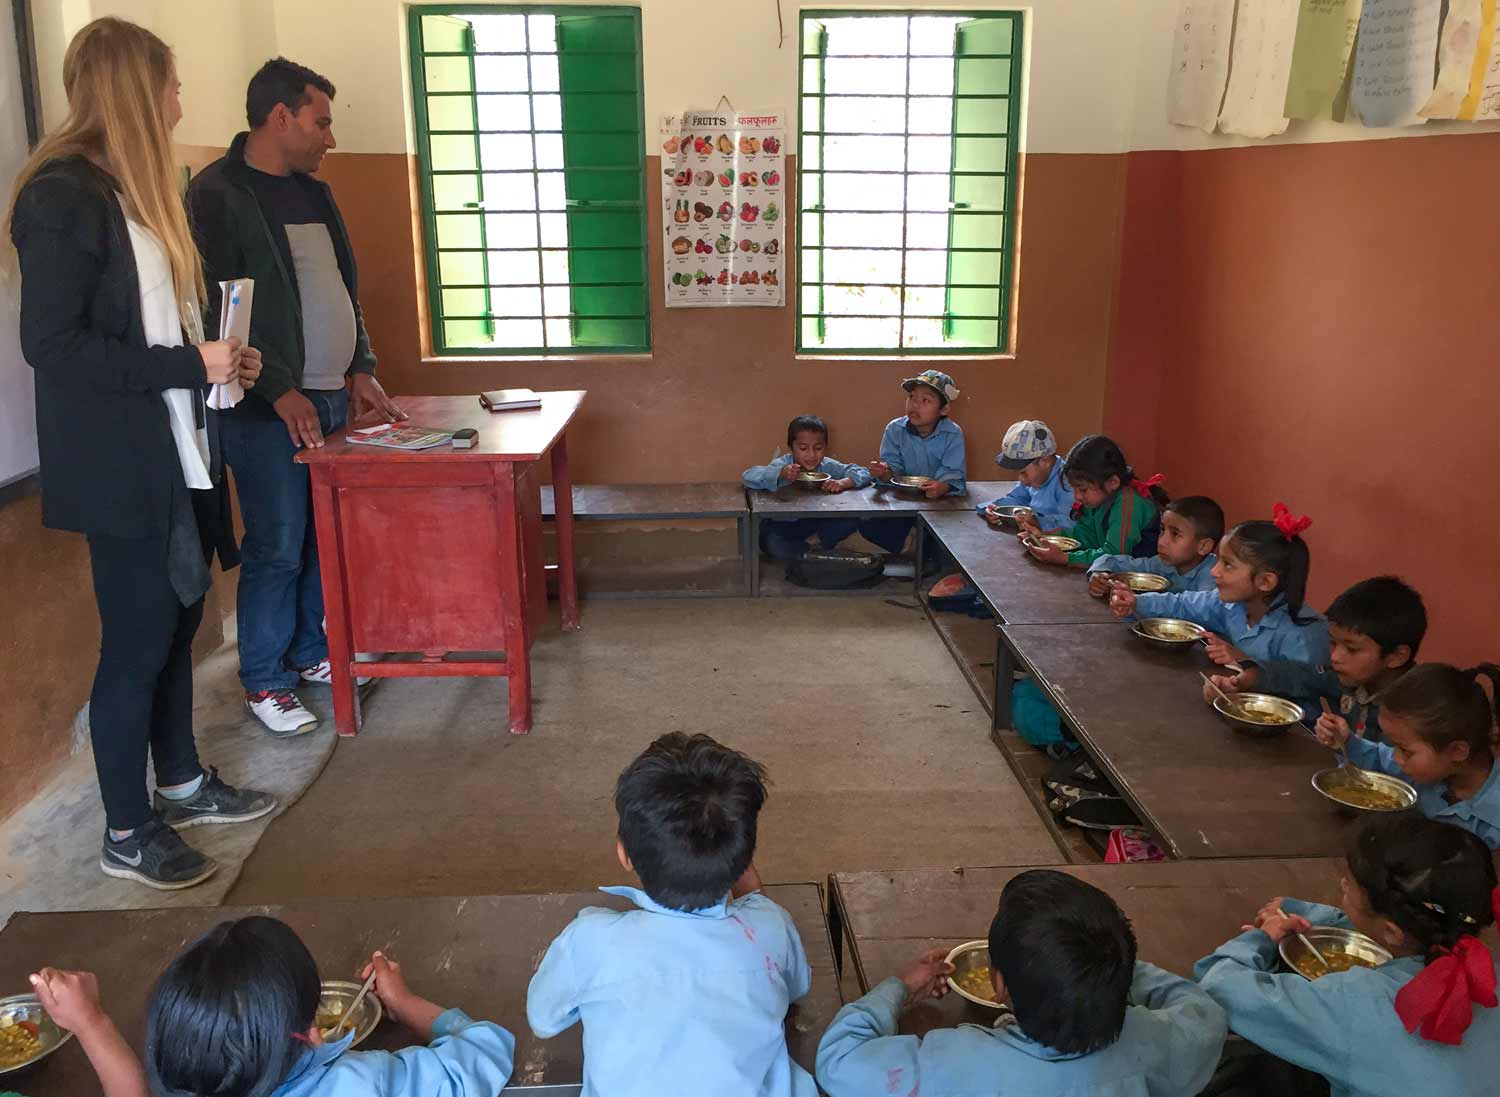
993, 629, 1016, 735
749, 514, 761, 597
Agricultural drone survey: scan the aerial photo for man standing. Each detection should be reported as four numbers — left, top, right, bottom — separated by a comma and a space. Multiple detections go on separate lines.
189, 58, 402, 736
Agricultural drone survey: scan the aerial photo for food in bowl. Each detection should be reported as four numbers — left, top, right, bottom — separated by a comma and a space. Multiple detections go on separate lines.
1290, 950, 1379, 980
0, 1016, 42, 1069
1107, 571, 1171, 593
1327, 783, 1411, 811
952, 965, 998, 1002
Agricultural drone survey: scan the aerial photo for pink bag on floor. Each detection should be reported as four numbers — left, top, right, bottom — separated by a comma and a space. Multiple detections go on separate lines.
1104, 826, 1167, 863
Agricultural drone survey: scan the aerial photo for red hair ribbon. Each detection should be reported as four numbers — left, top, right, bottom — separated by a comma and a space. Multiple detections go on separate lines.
1272, 502, 1312, 541
1130, 474, 1165, 498
1394, 936, 1498, 1045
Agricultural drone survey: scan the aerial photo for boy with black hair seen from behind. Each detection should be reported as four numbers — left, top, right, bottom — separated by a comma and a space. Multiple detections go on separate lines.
527, 733, 817, 1097
1207, 576, 1427, 744
816, 869, 1227, 1097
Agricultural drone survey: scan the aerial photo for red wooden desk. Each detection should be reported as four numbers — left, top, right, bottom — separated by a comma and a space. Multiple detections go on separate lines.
298, 391, 584, 735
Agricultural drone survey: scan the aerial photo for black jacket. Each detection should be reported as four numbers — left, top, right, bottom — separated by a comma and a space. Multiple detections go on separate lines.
10, 155, 236, 560
185, 132, 377, 417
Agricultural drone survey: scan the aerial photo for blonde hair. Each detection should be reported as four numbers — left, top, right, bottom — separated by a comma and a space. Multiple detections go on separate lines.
3, 17, 204, 305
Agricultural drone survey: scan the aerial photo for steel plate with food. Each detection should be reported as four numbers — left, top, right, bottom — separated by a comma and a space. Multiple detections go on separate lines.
1211, 692, 1304, 737
1022, 534, 1081, 552
1311, 768, 1418, 815
0, 994, 73, 1075
1102, 571, 1171, 593
1129, 617, 1205, 651
887, 475, 932, 490
795, 470, 830, 488
316, 980, 383, 1047
1278, 927, 1391, 981
944, 940, 1003, 1009
987, 504, 1034, 530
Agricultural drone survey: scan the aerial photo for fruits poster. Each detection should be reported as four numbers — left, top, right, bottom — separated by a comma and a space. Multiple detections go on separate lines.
659, 110, 785, 307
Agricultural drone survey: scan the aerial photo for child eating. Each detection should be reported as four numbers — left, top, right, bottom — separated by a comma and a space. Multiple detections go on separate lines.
1018, 435, 1168, 568
743, 414, 872, 560
1109, 505, 1330, 672
862, 370, 966, 555
816, 869, 1226, 1097
1315, 663, 1500, 849
1207, 576, 1426, 744
144, 916, 514, 1097
1087, 495, 1224, 596
25, 967, 145, 1097
979, 418, 1073, 531
1195, 814, 1499, 1094
527, 733, 816, 1097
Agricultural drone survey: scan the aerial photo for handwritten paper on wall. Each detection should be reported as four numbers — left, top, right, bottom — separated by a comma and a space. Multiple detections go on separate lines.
1351, 0, 1443, 127
1218, 0, 1301, 137
1422, 0, 1500, 119
1284, 0, 1362, 120
1168, 0, 1237, 132
1478, 15, 1500, 116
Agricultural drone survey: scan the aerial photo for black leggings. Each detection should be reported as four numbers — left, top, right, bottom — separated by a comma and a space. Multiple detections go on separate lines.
86, 528, 207, 831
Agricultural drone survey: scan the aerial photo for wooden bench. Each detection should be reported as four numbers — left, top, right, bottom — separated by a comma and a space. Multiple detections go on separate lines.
541, 482, 752, 596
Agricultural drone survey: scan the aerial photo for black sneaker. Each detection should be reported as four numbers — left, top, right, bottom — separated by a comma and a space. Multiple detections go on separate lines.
99, 815, 218, 890
154, 767, 278, 829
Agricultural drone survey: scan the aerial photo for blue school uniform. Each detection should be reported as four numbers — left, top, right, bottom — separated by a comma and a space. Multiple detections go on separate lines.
742, 453, 873, 493
980, 457, 1072, 529
271, 1009, 514, 1097
878, 416, 967, 494
1343, 737, 1500, 849
1131, 590, 1331, 670
816, 963, 1226, 1097
1257, 662, 1394, 743
1195, 899, 1500, 1097
527, 886, 817, 1097
1086, 553, 1218, 593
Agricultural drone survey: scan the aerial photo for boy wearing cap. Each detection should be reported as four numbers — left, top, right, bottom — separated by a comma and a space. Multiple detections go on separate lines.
863, 370, 966, 554
980, 419, 1073, 531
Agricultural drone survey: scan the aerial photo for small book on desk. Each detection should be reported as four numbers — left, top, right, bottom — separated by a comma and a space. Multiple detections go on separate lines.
479, 388, 543, 412
346, 424, 454, 450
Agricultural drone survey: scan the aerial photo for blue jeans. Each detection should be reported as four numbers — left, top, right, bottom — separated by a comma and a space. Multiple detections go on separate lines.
760, 517, 860, 560
219, 388, 347, 693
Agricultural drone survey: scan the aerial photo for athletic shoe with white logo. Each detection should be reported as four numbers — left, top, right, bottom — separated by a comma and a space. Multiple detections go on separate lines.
153, 766, 278, 829
99, 815, 217, 890
245, 689, 319, 738
298, 659, 373, 688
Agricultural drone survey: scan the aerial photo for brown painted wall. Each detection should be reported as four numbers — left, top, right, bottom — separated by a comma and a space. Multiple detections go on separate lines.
1109, 134, 1500, 665
323, 151, 1127, 482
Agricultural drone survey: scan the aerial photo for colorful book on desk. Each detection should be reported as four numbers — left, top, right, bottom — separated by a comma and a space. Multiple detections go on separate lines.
479, 388, 543, 412
346, 424, 454, 450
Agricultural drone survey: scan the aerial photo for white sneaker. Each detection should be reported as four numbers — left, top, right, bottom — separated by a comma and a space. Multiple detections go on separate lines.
298, 659, 372, 688
245, 690, 319, 738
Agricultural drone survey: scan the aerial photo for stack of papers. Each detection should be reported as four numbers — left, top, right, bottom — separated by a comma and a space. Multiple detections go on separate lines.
208, 279, 253, 410
346, 424, 454, 451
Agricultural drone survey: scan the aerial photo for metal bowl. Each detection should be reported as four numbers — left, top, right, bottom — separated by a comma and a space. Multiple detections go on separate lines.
1022, 534, 1082, 552
987, 504, 1034, 530
944, 940, 1003, 1009
1103, 571, 1171, 593
795, 470, 831, 489
1279, 927, 1392, 981
0, 993, 74, 1076
316, 980, 384, 1048
1212, 692, 1305, 737
888, 475, 932, 490
1311, 767, 1418, 815
1130, 617, 1205, 651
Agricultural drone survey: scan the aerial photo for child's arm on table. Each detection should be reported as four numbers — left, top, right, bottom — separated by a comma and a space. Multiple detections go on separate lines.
526, 924, 584, 1039
927, 434, 966, 497
1126, 963, 1227, 1097
815, 949, 950, 1097
826, 458, 873, 490
29, 969, 146, 1097
743, 455, 798, 492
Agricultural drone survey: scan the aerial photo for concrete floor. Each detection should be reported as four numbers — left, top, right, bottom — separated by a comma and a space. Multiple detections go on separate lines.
228, 597, 1064, 904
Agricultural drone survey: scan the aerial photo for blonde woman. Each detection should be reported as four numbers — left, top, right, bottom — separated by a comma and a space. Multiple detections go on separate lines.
5, 18, 278, 889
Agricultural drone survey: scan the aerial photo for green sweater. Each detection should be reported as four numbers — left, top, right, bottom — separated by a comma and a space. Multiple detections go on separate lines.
1064, 491, 1159, 566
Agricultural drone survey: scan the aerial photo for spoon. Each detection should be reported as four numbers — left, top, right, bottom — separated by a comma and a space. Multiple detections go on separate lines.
1200, 671, 1236, 709
329, 968, 377, 1037
1277, 907, 1333, 973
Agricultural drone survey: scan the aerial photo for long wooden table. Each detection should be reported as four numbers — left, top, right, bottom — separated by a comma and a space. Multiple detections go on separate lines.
1003, 623, 1359, 860
829, 861, 1341, 1035
0, 885, 839, 1096
299, 392, 584, 735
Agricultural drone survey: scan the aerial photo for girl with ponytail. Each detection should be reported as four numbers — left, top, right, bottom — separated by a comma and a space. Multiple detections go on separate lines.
1109, 503, 1331, 677
1316, 663, 1500, 849
1196, 814, 1499, 1096
1017, 434, 1169, 568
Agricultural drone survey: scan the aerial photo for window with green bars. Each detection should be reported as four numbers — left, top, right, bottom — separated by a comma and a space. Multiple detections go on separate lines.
798, 11, 1023, 355
408, 5, 649, 355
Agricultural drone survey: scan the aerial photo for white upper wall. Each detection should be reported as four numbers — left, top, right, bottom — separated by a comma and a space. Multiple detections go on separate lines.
32, 0, 1500, 155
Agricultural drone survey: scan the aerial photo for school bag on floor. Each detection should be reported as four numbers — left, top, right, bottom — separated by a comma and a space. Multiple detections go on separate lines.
784, 549, 886, 589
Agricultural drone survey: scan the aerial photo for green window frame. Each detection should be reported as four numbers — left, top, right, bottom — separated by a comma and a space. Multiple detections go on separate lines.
409, 4, 650, 356
797, 10, 1023, 356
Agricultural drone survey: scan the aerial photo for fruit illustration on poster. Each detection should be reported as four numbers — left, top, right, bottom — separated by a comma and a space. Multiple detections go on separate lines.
693, 201, 712, 221
762, 170, 780, 186
740, 171, 758, 187
673, 199, 690, 224
762, 135, 780, 154
662, 135, 680, 154
715, 234, 732, 254
717, 171, 733, 186
763, 202, 779, 223
739, 203, 759, 224
765, 239, 779, 255
717, 201, 734, 222
716, 134, 733, 154
672, 236, 691, 255
738, 135, 759, 155
694, 169, 714, 187
763, 269, 778, 286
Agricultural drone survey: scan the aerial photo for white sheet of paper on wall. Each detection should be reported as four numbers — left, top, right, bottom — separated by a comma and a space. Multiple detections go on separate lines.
1421, 0, 1500, 119
1167, 0, 1237, 132
1351, 0, 1443, 127
1217, 0, 1300, 138
1476, 16, 1500, 117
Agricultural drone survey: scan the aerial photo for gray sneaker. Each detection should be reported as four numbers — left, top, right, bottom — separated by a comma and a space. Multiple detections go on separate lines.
154, 767, 278, 829
99, 815, 218, 890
